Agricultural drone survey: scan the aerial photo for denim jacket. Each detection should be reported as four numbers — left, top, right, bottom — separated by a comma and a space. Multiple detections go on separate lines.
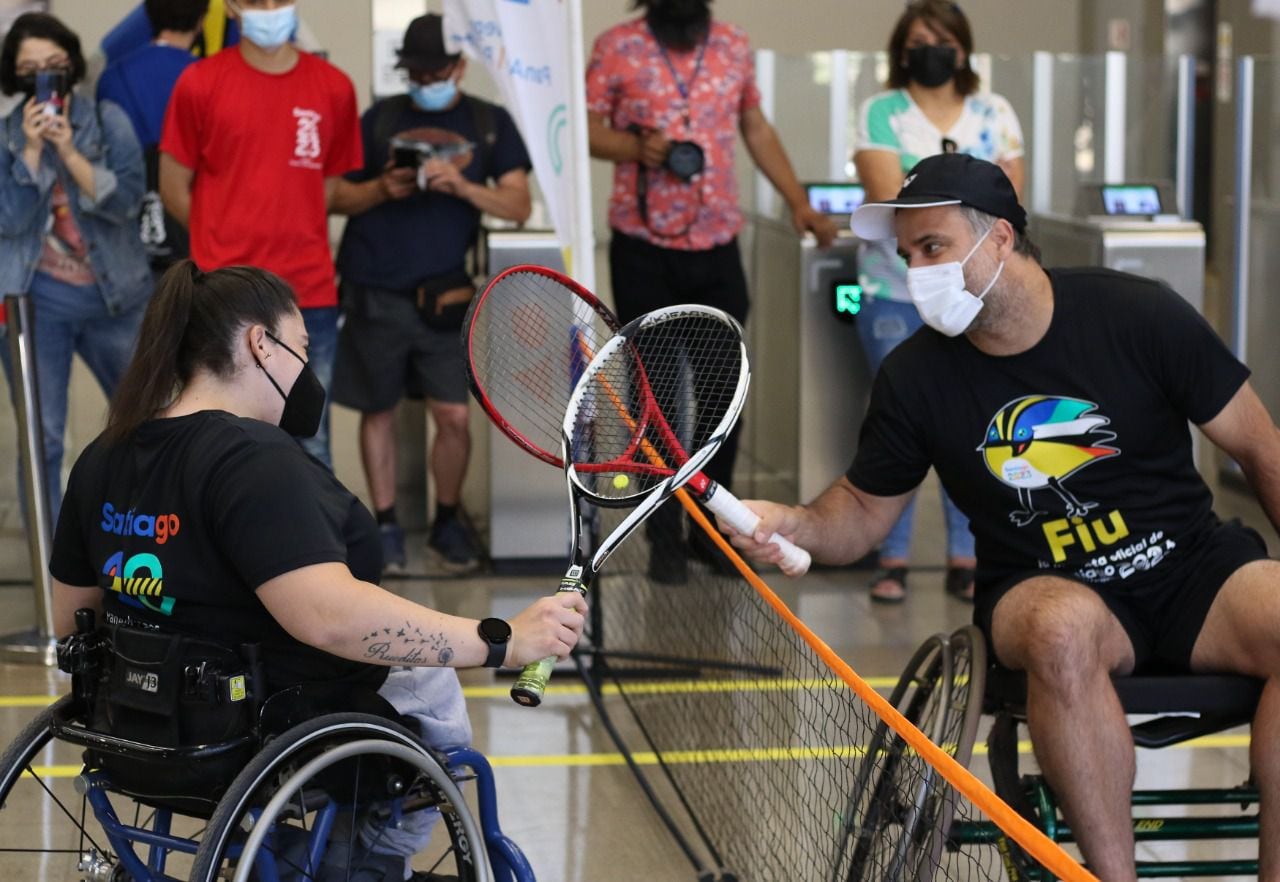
0, 92, 151, 314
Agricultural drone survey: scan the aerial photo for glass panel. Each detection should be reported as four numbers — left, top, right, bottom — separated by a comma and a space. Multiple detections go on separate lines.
1125, 54, 1185, 197
1243, 57, 1280, 415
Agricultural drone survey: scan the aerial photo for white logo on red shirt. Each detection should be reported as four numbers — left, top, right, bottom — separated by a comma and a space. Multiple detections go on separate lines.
291, 107, 322, 169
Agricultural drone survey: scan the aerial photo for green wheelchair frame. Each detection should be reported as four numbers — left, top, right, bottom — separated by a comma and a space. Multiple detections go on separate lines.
951, 664, 1262, 879
837, 626, 1264, 881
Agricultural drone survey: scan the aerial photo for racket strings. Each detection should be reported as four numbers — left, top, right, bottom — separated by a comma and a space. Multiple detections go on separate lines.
569, 312, 745, 502
468, 271, 615, 459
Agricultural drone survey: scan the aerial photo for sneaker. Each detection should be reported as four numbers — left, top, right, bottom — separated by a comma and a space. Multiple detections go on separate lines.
428, 517, 480, 573
380, 523, 406, 575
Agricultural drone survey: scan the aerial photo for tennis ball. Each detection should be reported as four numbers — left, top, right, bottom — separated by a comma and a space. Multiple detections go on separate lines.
612, 474, 630, 490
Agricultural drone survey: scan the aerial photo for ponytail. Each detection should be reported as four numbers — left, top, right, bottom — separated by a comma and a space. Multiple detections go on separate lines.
104, 260, 298, 444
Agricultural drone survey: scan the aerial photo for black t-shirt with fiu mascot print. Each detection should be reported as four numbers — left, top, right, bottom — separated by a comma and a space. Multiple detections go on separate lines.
50, 411, 386, 693
847, 267, 1251, 592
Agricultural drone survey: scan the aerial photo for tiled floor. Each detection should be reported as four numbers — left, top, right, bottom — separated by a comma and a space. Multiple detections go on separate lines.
0, 467, 1272, 880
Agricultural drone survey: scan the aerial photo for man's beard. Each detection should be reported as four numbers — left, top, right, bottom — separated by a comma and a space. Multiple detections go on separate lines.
646, 0, 711, 51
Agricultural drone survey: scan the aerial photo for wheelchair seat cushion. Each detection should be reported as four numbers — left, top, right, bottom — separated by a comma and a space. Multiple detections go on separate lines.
984, 665, 1263, 718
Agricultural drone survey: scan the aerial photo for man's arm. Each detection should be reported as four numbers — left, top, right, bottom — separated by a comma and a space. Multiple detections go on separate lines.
327, 166, 416, 216
158, 152, 194, 228
1200, 381, 1280, 532
739, 106, 836, 247
423, 165, 532, 223
724, 476, 913, 569
588, 111, 670, 168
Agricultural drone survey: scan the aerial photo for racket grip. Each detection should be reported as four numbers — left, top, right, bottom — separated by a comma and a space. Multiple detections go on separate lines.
703, 488, 812, 577
510, 575, 586, 708
510, 656, 557, 707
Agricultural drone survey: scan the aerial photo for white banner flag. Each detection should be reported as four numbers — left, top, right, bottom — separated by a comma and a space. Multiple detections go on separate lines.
442, 0, 594, 288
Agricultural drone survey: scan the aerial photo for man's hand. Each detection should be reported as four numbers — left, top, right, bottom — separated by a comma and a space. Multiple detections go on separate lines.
379, 162, 417, 201
718, 499, 806, 569
505, 592, 589, 667
423, 157, 474, 200
792, 203, 838, 248
637, 128, 671, 169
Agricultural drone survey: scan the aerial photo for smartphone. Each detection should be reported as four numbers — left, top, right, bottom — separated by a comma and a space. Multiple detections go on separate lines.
35, 70, 66, 116
392, 146, 420, 169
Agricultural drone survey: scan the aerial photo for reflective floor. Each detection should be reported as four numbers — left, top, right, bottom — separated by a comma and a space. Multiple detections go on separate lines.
0, 469, 1273, 881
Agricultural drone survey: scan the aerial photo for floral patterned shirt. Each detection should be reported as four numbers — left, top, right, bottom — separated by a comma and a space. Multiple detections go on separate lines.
586, 18, 761, 251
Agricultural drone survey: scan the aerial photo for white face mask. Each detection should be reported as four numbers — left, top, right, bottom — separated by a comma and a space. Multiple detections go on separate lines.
904, 224, 1005, 337
235, 3, 297, 51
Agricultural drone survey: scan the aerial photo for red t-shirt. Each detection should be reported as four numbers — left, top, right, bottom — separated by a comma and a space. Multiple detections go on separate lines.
160, 48, 361, 308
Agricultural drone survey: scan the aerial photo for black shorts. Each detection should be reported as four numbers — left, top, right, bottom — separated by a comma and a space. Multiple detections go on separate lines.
331, 282, 468, 412
975, 518, 1269, 671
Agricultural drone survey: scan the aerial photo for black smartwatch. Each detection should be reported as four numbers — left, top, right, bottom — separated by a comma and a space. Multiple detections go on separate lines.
477, 617, 512, 668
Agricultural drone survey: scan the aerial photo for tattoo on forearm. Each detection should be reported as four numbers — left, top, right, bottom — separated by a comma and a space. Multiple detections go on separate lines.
361, 621, 455, 665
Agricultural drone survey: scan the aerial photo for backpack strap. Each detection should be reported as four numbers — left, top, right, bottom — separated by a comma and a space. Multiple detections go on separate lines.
465, 94, 499, 181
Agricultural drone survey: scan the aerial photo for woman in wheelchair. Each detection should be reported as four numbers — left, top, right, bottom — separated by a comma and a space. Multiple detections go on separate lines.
43, 260, 587, 881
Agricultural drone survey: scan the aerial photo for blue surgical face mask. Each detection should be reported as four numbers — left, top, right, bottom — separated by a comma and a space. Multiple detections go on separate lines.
410, 79, 458, 112
237, 4, 297, 51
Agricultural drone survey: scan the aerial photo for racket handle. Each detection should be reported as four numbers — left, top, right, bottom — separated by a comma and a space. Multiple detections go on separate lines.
510, 575, 586, 708
703, 487, 812, 577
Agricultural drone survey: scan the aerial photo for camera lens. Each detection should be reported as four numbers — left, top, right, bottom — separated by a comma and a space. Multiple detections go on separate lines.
666, 140, 705, 182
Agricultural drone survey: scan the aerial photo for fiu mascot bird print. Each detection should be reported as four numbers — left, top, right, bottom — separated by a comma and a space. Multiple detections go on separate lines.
979, 395, 1119, 527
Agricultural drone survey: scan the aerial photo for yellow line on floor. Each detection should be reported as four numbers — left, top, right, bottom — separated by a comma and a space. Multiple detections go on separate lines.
17, 731, 1250, 781
0, 677, 900, 708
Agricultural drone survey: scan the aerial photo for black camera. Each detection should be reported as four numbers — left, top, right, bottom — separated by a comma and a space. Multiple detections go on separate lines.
665, 140, 705, 182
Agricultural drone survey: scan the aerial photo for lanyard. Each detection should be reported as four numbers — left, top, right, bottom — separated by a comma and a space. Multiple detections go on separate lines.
651, 28, 707, 129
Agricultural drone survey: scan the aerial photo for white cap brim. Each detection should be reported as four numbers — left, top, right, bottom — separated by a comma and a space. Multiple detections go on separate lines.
850, 198, 962, 240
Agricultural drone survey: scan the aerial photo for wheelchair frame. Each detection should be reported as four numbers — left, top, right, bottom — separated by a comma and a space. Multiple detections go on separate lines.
860, 627, 1263, 881
1, 689, 535, 882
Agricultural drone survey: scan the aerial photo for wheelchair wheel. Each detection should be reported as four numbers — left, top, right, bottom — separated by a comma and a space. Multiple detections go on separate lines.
2, 695, 175, 880
831, 633, 953, 882
191, 713, 491, 882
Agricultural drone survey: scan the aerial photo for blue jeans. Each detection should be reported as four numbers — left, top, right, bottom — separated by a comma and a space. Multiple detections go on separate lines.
0, 272, 145, 528
856, 296, 974, 562
299, 307, 337, 469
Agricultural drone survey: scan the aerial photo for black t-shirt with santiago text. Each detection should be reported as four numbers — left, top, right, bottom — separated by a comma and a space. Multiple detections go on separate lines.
847, 267, 1252, 591
50, 411, 385, 693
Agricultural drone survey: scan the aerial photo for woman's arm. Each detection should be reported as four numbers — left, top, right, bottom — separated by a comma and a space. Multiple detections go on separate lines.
257, 562, 587, 669
68, 98, 146, 224
53, 579, 104, 640
854, 149, 906, 202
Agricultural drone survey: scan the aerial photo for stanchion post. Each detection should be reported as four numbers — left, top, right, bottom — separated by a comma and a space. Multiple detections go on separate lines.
1, 293, 57, 665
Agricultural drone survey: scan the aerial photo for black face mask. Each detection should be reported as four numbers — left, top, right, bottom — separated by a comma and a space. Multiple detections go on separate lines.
261, 331, 325, 439
646, 0, 711, 51
905, 45, 958, 88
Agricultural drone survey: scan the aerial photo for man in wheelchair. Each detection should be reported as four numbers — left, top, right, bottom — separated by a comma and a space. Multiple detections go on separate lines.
726, 154, 1280, 882
44, 261, 587, 880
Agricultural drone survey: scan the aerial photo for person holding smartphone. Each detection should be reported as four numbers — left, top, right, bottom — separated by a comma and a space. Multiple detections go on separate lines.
330, 14, 532, 575
0, 12, 151, 526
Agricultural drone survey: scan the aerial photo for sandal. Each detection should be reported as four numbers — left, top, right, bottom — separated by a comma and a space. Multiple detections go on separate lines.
870, 567, 908, 604
945, 566, 976, 602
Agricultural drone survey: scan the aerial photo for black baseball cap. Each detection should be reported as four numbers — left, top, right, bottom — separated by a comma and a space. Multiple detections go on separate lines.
850, 153, 1027, 241
396, 14, 460, 72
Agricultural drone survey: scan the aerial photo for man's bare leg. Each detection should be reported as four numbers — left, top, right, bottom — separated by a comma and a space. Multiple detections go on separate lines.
991, 577, 1138, 882
427, 400, 470, 508
1189, 560, 1280, 882
359, 408, 398, 511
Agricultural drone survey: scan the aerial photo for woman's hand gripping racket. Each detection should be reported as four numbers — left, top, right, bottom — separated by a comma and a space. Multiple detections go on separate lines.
464, 265, 811, 575
508, 304, 751, 706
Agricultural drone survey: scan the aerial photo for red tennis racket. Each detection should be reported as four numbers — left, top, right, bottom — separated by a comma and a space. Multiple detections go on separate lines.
509, 304, 751, 706
464, 265, 810, 578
